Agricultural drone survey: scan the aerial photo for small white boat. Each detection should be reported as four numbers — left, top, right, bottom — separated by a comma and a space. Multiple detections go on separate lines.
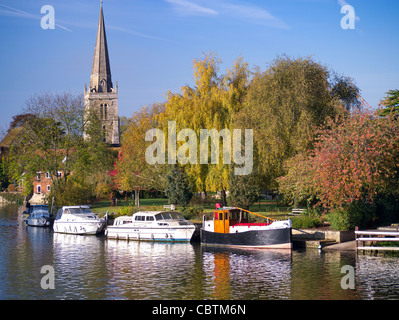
25, 205, 51, 227
105, 211, 196, 242
53, 205, 106, 235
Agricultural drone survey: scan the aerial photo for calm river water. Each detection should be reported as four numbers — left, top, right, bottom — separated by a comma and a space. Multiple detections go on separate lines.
1, 204, 399, 300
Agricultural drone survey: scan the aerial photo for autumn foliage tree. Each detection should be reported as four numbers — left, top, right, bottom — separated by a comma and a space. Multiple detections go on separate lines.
112, 103, 166, 205
313, 109, 399, 208
279, 107, 399, 229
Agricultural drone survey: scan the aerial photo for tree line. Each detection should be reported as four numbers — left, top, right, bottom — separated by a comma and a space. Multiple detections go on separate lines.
1, 53, 398, 230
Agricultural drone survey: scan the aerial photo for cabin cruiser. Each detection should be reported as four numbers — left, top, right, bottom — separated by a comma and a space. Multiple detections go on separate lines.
201, 207, 292, 249
53, 205, 107, 235
24, 205, 51, 227
105, 211, 196, 242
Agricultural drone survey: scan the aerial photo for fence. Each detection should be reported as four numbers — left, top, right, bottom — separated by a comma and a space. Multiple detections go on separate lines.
355, 228, 399, 252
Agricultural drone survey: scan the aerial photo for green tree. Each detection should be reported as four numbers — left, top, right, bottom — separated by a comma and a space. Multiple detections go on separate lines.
164, 165, 193, 206
379, 89, 399, 116
235, 55, 355, 190
227, 164, 260, 209
6, 92, 116, 205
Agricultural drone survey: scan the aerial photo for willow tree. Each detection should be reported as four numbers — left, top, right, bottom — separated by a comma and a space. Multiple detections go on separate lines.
157, 53, 251, 203
235, 55, 358, 190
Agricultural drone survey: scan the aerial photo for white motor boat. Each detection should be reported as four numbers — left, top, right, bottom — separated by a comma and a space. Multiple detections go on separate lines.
53, 205, 107, 235
105, 211, 196, 242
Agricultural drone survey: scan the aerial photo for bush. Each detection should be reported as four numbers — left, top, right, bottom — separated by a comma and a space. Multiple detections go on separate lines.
50, 178, 95, 207
115, 206, 135, 216
181, 205, 204, 220
328, 199, 376, 231
291, 208, 324, 229
374, 192, 399, 227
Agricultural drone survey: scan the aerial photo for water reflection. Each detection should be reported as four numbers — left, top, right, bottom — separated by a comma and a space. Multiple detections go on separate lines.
202, 247, 292, 299
290, 250, 360, 300
1, 204, 399, 300
356, 255, 399, 300
104, 240, 197, 299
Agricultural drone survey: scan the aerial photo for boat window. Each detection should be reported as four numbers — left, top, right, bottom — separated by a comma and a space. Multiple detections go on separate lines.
123, 221, 132, 224
80, 208, 93, 214
146, 216, 154, 221
135, 215, 145, 221
162, 213, 172, 219
31, 210, 50, 218
155, 213, 163, 220
225, 212, 229, 220
66, 207, 93, 214
31, 206, 49, 213
169, 212, 183, 220
230, 210, 239, 221
56, 209, 62, 220
69, 208, 83, 214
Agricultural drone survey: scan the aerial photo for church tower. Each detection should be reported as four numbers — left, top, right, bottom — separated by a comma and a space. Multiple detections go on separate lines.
84, 1, 120, 146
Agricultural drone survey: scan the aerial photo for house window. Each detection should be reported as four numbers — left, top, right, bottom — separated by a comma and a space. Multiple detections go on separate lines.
37, 185, 41, 194
37, 172, 41, 181
57, 171, 62, 178
45, 172, 50, 179
47, 185, 51, 192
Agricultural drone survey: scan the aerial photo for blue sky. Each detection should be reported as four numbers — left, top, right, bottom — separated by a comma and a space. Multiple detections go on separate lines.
0, 0, 398, 131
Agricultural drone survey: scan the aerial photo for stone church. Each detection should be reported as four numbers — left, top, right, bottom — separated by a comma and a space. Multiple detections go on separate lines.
84, 2, 120, 146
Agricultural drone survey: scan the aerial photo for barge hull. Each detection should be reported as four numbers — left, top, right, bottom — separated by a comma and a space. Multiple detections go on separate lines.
200, 227, 292, 249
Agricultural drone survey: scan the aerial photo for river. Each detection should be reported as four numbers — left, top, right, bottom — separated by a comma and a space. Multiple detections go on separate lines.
1, 204, 398, 300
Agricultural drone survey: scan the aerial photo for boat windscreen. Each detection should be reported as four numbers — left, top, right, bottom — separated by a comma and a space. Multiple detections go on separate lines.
155, 212, 184, 220
31, 206, 49, 213
69, 208, 93, 214
169, 212, 184, 220
31, 210, 50, 218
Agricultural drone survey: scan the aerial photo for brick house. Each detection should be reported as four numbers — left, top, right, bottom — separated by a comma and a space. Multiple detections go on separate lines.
33, 171, 64, 195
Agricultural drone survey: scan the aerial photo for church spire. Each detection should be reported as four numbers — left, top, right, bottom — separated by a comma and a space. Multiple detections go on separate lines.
89, 1, 113, 93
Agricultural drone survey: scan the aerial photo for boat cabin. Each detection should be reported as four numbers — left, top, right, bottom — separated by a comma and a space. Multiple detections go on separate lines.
55, 206, 94, 220
211, 207, 274, 234
113, 211, 186, 226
